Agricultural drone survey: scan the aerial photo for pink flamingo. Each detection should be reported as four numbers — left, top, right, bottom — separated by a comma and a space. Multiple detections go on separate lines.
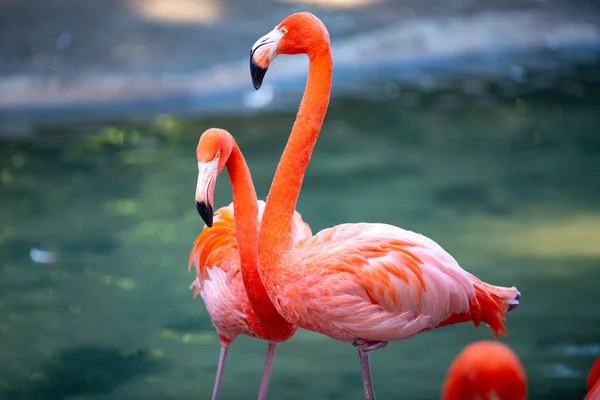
248, 12, 521, 399
442, 340, 527, 400
585, 355, 600, 400
189, 128, 312, 400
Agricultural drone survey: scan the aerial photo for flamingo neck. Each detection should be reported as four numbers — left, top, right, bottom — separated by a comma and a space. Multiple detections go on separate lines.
226, 143, 259, 275
227, 142, 296, 340
259, 44, 333, 263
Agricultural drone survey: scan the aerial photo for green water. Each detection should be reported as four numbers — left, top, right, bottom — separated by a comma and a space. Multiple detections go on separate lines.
1, 76, 600, 400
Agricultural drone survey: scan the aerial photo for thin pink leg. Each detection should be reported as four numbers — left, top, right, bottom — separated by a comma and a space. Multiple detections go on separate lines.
353, 339, 386, 400
357, 349, 376, 400
211, 346, 228, 400
257, 342, 278, 400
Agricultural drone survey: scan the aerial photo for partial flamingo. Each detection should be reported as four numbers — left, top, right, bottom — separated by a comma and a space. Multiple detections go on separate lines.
442, 340, 527, 400
189, 128, 312, 400
248, 12, 521, 399
585, 355, 600, 400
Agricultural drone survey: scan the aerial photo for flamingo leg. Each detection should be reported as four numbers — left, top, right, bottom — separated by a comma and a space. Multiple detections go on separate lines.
211, 346, 228, 400
353, 340, 388, 400
257, 342, 278, 400
357, 348, 376, 400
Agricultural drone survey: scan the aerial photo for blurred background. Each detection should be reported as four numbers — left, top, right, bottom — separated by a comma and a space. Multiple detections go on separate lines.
1, 0, 600, 399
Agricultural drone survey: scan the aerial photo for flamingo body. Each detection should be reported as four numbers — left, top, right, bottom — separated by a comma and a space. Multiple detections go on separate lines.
442, 340, 527, 400
189, 200, 311, 345
262, 223, 519, 343
189, 128, 311, 399
248, 12, 520, 399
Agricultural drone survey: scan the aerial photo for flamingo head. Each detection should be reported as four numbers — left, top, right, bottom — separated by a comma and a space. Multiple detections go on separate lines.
195, 128, 233, 227
250, 12, 330, 89
442, 341, 527, 400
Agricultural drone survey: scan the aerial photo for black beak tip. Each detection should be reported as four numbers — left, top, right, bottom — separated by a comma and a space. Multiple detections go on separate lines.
250, 52, 267, 90
196, 201, 214, 228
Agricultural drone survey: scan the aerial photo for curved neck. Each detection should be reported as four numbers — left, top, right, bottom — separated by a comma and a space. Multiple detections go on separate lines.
259, 45, 333, 261
226, 143, 259, 272
227, 141, 294, 338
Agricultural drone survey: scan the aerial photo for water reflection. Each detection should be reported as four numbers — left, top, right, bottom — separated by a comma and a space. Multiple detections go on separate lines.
0, 71, 599, 399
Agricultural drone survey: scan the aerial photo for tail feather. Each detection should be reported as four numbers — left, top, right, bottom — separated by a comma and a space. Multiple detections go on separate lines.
471, 281, 520, 339
437, 280, 520, 339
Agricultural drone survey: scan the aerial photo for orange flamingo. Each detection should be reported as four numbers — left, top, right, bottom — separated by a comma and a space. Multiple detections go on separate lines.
441, 340, 527, 400
246, 12, 520, 399
585, 355, 600, 400
189, 128, 312, 400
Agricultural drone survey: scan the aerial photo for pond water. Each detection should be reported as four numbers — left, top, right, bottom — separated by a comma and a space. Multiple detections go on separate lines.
1, 66, 600, 399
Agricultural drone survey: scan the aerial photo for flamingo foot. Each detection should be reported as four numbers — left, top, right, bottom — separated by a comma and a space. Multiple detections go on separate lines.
353, 339, 388, 353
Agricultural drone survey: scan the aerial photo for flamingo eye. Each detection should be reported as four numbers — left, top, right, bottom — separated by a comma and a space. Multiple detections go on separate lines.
280, 27, 288, 35
215, 151, 221, 159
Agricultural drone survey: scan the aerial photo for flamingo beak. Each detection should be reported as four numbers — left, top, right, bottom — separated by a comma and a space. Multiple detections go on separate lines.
250, 27, 283, 90
195, 158, 219, 227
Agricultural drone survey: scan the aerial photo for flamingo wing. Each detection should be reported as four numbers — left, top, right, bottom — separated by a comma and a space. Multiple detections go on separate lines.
188, 203, 247, 343
188, 203, 239, 284
275, 223, 518, 343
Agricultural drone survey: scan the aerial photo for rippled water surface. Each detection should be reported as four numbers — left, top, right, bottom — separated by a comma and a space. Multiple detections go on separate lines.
1, 71, 600, 399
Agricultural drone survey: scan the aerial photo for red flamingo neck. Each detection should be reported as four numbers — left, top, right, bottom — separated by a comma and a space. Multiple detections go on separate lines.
227, 141, 296, 341
226, 143, 259, 273
259, 42, 333, 265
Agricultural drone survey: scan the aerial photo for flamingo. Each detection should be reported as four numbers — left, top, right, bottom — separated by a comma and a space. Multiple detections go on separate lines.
188, 128, 312, 400
585, 355, 600, 400
441, 340, 527, 400
244, 12, 521, 399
